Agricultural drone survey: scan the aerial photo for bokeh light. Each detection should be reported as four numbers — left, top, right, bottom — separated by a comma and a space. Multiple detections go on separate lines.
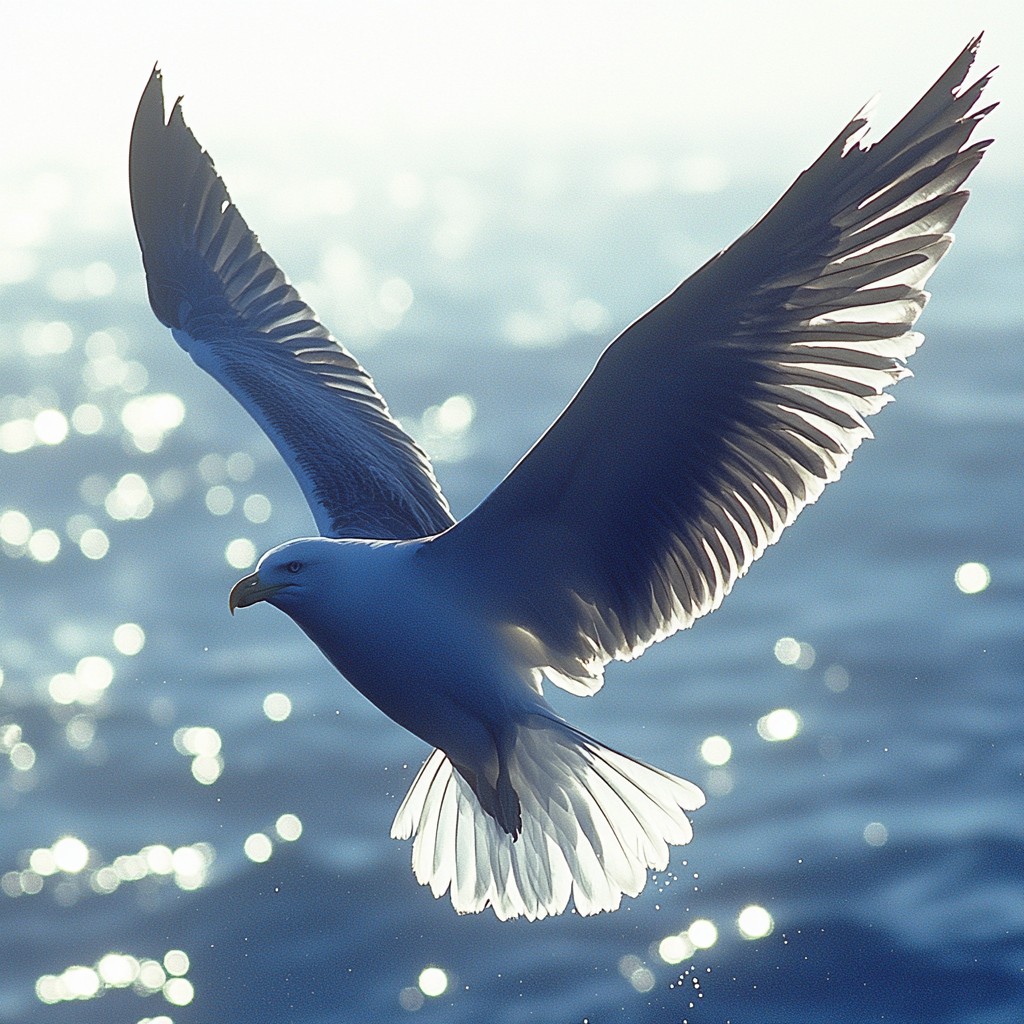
163, 976, 194, 1006
687, 919, 718, 949
737, 904, 774, 939
191, 755, 223, 785
173, 726, 224, 785
243, 833, 273, 863
33, 408, 68, 444
955, 561, 990, 594
78, 527, 110, 559
275, 814, 303, 841
71, 403, 103, 434
120, 393, 185, 451
10, 741, 36, 771
97, 953, 137, 987
618, 954, 655, 992
225, 451, 255, 482
864, 822, 889, 846
28, 528, 60, 562
35, 947, 195, 1009
399, 986, 425, 1011
657, 932, 695, 964
0, 509, 32, 546
757, 708, 802, 742
112, 622, 145, 655
205, 485, 234, 515
418, 966, 448, 997
104, 473, 153, 521
243, 493, 272, 523
699, 735, 732, 766
76, 656, 114, 702
774, 636, 816, 669
65, 715, 96, 751
414, 394, 477, 462
823, 664, 850, 692
0, 418, 34, 454
51, 837, 90, 873
263, 692, 292, 722
21, 320, 72, 356
164, 950, 190, 976
225, 538, 256, 569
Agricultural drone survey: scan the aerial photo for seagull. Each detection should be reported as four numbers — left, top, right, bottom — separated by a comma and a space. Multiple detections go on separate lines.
129, 39, 994, 920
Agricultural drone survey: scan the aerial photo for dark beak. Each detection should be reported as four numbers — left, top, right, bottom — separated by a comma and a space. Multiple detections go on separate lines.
229, 571, 286, 614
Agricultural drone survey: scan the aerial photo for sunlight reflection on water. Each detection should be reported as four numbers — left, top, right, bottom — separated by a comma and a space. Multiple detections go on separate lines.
954, 561, 990, 594
0, 120, 1018, 1023
35, 947, 194, 1010
3, 839, 215, 901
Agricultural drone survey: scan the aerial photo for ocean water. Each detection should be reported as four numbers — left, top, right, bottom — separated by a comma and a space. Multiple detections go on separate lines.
0, 147, 1021, 1024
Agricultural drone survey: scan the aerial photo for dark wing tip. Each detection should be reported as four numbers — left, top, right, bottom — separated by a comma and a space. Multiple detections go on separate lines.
129, 67, 175, 322
131, 64, 168, 150
947, 32, 981, 78
129, 66, 223, 330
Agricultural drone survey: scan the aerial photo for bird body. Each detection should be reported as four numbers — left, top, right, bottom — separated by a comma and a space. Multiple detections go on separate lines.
130, 39, 995, 919
232, 534, 706, 912
243, 537, 543, 774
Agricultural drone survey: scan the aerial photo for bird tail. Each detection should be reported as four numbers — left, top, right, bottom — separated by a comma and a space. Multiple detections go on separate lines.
390, 714, 705, 920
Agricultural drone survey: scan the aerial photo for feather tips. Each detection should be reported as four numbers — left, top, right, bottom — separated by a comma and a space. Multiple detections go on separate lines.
431, 38, 995, 695
391, 716, 704, 919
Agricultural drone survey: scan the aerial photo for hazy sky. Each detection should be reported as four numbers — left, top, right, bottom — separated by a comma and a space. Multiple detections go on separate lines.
2, 1, 1019, 177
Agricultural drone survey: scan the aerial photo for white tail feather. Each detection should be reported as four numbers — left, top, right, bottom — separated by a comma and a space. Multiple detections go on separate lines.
391, 715, 704, 920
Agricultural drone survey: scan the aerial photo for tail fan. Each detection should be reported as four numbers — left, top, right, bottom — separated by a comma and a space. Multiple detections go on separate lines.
391, 715, 704, 920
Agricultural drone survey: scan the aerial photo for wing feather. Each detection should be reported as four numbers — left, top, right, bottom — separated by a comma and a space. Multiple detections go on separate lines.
129, 68, 454, 540
427, 37, 995, 694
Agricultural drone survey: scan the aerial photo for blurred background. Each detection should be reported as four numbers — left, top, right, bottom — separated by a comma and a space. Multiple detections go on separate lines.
0, 3, 1021, 1022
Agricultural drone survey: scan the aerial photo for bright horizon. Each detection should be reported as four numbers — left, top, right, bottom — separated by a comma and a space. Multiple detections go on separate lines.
0, 2, 1018, 342
2, 1, 1020, 176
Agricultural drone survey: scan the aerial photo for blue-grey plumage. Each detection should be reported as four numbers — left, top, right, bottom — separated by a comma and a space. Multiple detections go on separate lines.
131, 38, 995, 919
129, 69, 454, 541
232, 538, 555, 835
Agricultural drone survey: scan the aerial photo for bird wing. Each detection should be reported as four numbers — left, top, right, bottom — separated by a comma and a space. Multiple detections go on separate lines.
129, 68, 455, 540
427, 37, 995, 695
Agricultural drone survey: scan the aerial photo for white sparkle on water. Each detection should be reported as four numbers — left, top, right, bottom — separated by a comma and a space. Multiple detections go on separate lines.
955, 561, 990, 594
225, 538, 256, 569
263, 692, 292, 722
243, 833, 273, 863
757, 708, 801, 742
699, 735, 732, 766
418, 966, 448, 997
737, 904, 774, 939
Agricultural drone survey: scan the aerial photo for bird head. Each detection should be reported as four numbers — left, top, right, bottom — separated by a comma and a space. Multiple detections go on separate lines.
228, 538, 330, 614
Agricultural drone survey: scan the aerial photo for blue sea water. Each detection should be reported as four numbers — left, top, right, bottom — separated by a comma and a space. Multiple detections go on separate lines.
0, 146, 1021, 1024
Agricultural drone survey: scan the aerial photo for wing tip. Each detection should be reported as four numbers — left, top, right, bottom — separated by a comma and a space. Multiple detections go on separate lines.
838, 34, 995, 162
130, 61, 221, 331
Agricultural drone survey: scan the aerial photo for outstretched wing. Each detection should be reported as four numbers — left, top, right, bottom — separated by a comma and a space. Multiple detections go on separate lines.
429, 38, 995, 694
129, 68, 454, 540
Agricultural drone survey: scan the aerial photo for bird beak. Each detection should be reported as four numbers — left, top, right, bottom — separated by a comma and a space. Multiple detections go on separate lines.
229, 571, 285, 614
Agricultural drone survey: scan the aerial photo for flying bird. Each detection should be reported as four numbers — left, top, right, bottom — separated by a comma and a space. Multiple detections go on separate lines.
129, 39, 994, 920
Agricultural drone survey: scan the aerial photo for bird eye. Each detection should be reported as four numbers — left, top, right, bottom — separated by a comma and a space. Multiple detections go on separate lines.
286, 561, 303, 574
